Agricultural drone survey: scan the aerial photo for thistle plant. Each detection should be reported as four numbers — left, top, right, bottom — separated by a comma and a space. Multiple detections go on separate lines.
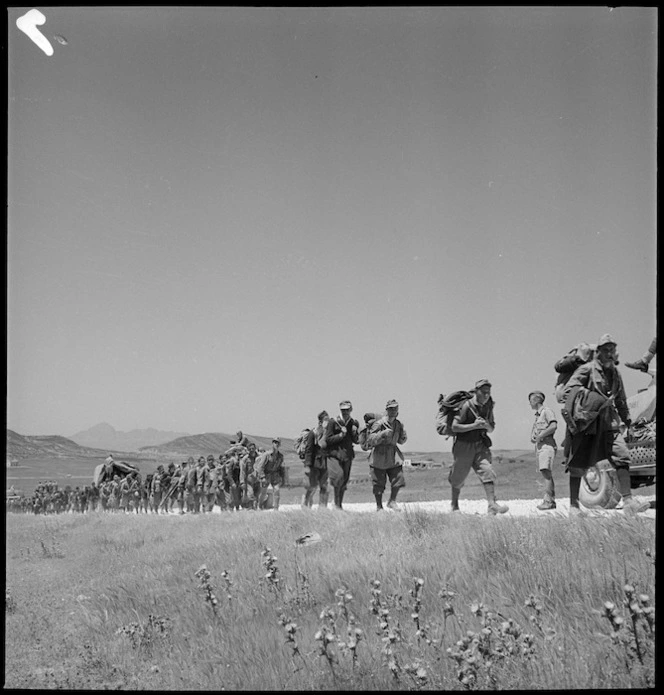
278, 612, 306, 671
602, 583, 655, 673
194, 564, 219, 616
447, 601, 535, 689
369, 579, 404, 680
116, 614, 171, 655
409, 577, 434, 647
220, 569, 233, 604
261, 547, 281, 596
334, 588, 363, 668
314, 606, 339, 680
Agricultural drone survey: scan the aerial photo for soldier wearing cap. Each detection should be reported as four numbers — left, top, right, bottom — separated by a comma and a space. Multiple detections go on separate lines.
564, 334, 649, 516
366, 399, 408, 511
256, 438, 285, 510
240, 442, 262, 510
151, 464, 166, 513
214, 454, 229, 511
301, 411, 330, 510
528, 390, 558, 511
449, 379, 509, 515
323, 400, 359, 510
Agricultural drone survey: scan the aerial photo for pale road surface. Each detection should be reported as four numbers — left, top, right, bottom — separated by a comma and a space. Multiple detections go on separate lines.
177, 495, 656, 519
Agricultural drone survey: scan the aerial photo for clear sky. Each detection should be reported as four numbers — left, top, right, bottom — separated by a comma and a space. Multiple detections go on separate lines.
7, 7, 657, 451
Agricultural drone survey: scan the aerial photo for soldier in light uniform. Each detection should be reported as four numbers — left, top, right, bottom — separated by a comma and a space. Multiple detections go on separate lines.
216, 455, 229, 511
151, 465, 166, 513
224, 448, 244, 511
367, 400, 408, 512
184, 457, 197, 513
256, 438, 286, 511
240, 442, 262, 510
195, 456, 208, 513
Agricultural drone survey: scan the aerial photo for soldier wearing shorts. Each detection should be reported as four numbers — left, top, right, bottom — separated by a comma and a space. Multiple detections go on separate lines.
529, 391, 558, 510
366, 399, 407, 512
449, 379, 509, 515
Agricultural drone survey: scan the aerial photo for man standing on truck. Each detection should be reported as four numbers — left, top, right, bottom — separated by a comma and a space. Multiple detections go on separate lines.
564, 334, 650, 516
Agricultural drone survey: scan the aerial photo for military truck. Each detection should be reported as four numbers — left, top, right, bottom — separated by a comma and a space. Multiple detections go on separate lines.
579, 368, 656, 509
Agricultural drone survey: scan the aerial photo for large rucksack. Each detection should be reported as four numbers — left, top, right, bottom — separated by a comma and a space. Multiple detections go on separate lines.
358, 412, 383, 451
435, 391, 474, 438
294, 428, 311, 460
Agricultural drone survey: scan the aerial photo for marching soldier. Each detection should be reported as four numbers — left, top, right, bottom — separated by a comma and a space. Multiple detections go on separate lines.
241, 442, 261, 510
256, 438, 286, 511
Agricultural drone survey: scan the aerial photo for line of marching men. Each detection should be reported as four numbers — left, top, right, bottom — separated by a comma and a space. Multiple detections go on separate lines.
146, 434, 285, 514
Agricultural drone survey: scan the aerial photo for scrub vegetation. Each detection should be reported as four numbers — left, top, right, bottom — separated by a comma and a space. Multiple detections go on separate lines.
5, 509, 654, 690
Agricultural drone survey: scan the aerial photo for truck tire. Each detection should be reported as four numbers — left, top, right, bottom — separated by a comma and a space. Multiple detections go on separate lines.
579, 459, 622, 509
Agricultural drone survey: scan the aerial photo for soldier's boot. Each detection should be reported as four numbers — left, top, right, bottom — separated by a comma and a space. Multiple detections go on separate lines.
537, 476, 556, 510
625, 358, 651, 372
451, 486, 461, 512
319, 490, 329, 509
614, 467, 649, 514
375, 493, 384, 511
337, 488, 346, 509
484, 482, 509, 515
273, 490, 280, 511
301, 490, 313, 509
333, 487, 343, 509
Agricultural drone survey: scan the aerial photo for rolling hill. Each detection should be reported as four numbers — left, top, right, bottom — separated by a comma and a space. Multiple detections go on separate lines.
139, 432, 297, 459
6, 430, 108, 460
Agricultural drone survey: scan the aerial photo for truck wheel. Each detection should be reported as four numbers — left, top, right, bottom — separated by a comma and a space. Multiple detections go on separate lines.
579, 460, 622, 509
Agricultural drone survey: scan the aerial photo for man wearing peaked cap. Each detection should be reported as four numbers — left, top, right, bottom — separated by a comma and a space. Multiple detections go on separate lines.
565, 334, 649, 516
256, 437, 286, 510
448, 379, 509, 516
529, 390, 558, 511
364, 399, 408, 511
323, 400, 360, 510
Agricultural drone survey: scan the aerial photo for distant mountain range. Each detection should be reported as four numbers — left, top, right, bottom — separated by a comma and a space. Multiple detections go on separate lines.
69, 422, 191, 453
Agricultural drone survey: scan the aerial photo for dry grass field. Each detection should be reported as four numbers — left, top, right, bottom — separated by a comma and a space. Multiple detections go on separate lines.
5, 507, 655, 690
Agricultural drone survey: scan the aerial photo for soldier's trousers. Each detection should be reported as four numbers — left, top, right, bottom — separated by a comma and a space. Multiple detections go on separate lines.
302, 466, 329, 508
327, 457, 352, 506
449, 440, 496, 489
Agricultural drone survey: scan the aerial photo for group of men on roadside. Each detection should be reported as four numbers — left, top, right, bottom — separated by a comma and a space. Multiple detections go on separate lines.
526, 334, 655, 516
